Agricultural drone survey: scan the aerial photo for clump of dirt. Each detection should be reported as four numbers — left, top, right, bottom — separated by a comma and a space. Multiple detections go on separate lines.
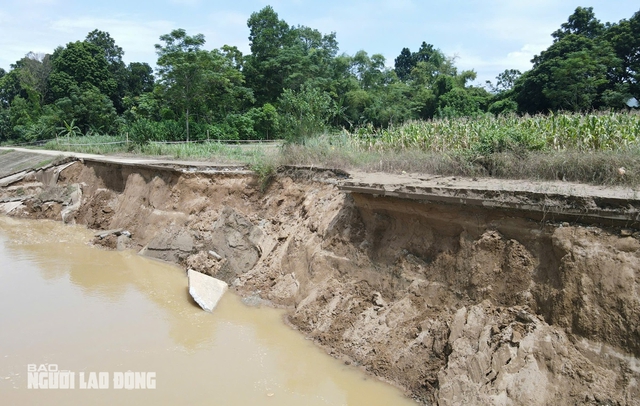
75, 189, 117, 230
6, 159, 640, 405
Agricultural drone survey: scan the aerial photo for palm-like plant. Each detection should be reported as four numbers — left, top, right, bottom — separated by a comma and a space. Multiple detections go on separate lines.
56, 119, 81, 145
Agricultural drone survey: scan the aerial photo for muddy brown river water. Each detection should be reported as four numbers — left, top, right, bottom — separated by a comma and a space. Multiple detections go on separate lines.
0, 217, 415, 405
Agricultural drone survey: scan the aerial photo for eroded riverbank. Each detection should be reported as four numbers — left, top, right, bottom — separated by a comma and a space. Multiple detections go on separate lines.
0, 217, 414, 405
1, 149, 640, 404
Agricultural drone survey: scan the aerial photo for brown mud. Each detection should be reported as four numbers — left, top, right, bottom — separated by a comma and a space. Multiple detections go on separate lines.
1, 156, 640, 405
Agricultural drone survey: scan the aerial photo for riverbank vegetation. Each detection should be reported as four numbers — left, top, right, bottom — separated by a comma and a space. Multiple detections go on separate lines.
1, 6, 639, 185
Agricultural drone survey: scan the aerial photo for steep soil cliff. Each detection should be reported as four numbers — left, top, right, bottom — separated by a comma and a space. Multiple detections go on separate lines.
2, 158, 640, 405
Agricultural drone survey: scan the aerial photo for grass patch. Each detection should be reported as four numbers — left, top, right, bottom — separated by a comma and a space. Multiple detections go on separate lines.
34, 158, 55, 169
279, 126, 640, 186
40, 135, 129, 155
10, 111, 640, 187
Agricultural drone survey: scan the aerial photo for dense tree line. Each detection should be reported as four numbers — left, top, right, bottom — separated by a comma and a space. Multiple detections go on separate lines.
0, 6, 638, 144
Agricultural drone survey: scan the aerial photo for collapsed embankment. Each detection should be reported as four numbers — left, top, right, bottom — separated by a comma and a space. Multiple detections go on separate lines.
1, 152, 640, 405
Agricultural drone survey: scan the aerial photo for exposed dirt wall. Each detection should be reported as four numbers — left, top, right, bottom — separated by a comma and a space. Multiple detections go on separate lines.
3, 160, 640, 405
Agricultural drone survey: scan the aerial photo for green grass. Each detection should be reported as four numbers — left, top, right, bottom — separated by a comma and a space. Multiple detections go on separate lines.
39, 135, 129, 155
8, 111, 640, 187
34, 158, 55, 169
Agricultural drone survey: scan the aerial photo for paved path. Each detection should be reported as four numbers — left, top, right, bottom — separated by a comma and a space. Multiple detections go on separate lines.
2, 146, 639, 226
0, 146, 246, 168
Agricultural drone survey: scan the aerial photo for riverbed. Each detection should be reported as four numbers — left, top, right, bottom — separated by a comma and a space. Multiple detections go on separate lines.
0, 217, 415, 405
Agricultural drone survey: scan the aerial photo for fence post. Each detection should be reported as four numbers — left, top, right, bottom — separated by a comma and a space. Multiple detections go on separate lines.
207, 130, 209, 143
126, 132, 129, 147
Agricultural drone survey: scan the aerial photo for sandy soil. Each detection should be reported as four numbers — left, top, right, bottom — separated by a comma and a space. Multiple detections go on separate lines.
1, 152, 640, 405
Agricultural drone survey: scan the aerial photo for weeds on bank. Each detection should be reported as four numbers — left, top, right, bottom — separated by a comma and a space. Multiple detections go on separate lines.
9, 111, 640, 187
280, 111, 640, 186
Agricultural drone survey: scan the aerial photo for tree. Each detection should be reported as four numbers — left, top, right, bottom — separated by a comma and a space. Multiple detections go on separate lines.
13, 52, 52, 105
394, 48, 413, 81
552, 7, 605, 41
244, 6, 293, 105
605, 10, 640, 100
85, 30, 128, 112
486, 69, 521, 94
54, 87, 119, 134
155, 29, 252, 141
48, 41, 116, 101
513, 7, 623, 113
543, 49, 611, 111
155, 29, 207, 142
394, 42, 445, 83
126, 62, 154, 96
278, 85, 333, 142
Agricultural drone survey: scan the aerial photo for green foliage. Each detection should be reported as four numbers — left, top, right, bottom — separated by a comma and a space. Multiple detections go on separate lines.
551, 7, 605, 41
125, 118, 186, 145
155, 29, 253, 142
488, 99, 518, 116
605, 10, 640, 100
278, 85, 334, 142
54, 87, 119, 134
352, 112, 640, 153
486, 69, 521, 94
49, 41, 116, 101
249, 159, 277, 192
57, 119, 81, 139
512, 7, 636, 113
437, 87, 482, 118
2, 5, 640, 148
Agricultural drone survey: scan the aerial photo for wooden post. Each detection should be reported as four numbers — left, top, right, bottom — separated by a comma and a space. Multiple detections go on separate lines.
126, 132, 129, 146
207, 130, 209, 143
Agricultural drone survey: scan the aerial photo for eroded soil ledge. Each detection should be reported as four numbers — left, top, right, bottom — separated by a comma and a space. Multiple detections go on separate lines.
2, 156, 640, 405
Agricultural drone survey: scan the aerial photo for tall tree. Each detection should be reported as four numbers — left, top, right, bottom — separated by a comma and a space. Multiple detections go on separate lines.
155, 29, 251, 141
155, 29, 207, 142
605, 10, 640, 101
394, 48, 413, 81
552, 7, 605, 41
244, 6, 292, 105
48, 41, 116, 101
486, 69, 521, 94
126, 62, 154, 96
514, 7, 623, 113
85, 30, 128, 112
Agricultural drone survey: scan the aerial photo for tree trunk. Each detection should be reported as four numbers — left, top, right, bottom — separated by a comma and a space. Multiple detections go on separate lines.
186, 107, 190, 143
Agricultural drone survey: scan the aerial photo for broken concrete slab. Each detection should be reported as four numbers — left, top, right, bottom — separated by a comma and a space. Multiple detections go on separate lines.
0, 170, 31, 187
0, 201, 24, 214
94, 228, 123, 239
188, 269, 228, 312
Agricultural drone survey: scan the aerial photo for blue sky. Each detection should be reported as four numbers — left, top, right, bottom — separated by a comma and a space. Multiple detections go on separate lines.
1, 0, 638, 85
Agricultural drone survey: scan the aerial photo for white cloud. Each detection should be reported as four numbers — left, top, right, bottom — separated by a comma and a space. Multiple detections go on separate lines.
504, 43, 549, 70
49, 16, 175, 64
453, 40, 551, 85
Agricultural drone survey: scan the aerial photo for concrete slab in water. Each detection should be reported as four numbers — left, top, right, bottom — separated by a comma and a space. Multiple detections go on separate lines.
188, 269, 228, 312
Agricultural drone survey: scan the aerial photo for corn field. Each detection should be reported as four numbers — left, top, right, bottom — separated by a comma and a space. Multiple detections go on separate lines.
350, 112, 640, 154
